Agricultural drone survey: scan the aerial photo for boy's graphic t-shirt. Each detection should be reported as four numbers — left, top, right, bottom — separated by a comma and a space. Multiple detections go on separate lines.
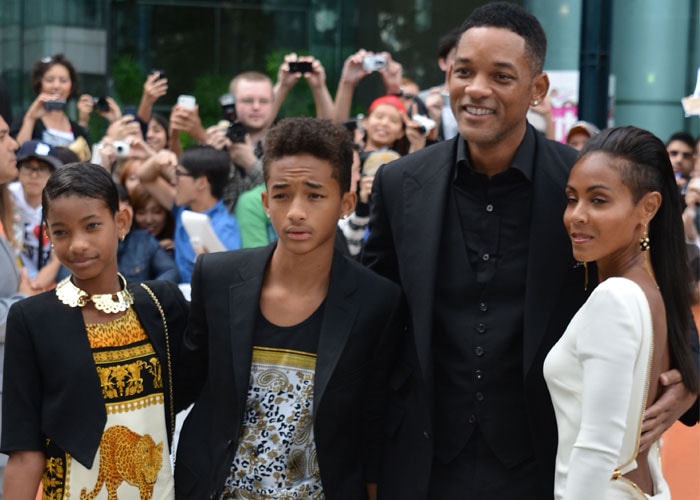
221, 303, 325, 499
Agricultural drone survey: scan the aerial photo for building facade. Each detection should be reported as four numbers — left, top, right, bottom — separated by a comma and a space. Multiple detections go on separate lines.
1, 0, 698, 141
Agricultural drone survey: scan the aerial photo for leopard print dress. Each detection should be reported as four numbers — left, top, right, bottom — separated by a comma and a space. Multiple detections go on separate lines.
42, 307, 174, 500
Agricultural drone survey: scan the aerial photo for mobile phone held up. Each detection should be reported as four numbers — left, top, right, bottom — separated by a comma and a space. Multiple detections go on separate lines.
177, 95, 196, 110
44, 99, 67, 111
92, 96, 110, 113
151, 69, 166, 81
363, 54, 387, 72
289, 61, 313, 74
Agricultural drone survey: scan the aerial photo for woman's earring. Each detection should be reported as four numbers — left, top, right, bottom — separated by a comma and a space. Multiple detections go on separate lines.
640, 225, 650, 252
532, 99, 540, 106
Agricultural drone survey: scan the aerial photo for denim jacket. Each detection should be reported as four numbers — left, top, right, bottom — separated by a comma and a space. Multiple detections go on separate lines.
117, 228, 180, 283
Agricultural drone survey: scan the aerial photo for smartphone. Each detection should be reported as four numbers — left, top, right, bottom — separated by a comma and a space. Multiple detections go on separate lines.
151, 68, 166, 81
44, 99, 67, 111
92, 96, 110, 113
289, 61, 313, 74
177, 95, 196, 110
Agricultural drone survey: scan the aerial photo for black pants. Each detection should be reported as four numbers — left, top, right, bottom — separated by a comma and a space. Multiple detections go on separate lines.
428, 430, 545, 500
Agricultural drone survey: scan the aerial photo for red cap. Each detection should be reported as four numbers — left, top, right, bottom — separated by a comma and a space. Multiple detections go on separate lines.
368, 95, 407, 115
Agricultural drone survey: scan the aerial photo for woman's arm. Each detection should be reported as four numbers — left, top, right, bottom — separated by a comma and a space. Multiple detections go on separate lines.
15, 94, 52, 144
4, 451, 44, 500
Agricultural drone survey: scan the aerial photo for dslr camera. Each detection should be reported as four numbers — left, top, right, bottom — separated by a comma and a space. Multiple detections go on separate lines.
219, 93, 247, 143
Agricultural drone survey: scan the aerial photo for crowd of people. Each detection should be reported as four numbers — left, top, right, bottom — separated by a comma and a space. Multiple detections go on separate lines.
0, 1, 699, 499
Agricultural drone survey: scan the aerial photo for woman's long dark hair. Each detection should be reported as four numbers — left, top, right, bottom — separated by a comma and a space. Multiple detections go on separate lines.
580, 126, 699, 393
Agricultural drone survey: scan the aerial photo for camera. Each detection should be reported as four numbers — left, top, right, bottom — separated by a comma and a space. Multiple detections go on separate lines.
411, 114, 436, 136
289, 61, 313, 74
362, 54, 387, 72
219, 93, 237, 122
44, 99, 66, 111
151, 68, 166, 81
92, 96, 110, 113
218, 94, 247, 143
226, 122, 247, 144
113, 140, 130, 159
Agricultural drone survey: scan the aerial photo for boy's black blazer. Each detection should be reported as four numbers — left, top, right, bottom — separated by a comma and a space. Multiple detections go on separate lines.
175, 244, 403, 500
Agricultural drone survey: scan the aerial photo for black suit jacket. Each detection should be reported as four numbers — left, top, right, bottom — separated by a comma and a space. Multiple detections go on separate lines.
0, 280, 188, 468
363, 129, 594, 499
175, 245, 403, 499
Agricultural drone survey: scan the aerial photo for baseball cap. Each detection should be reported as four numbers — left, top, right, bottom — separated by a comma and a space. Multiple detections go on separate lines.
566, 121, 600, 142
368, 95, 407, 115
16, 140, 64, 171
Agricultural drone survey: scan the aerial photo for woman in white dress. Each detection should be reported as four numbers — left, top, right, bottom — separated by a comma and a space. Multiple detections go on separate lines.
544, 126, 699, 499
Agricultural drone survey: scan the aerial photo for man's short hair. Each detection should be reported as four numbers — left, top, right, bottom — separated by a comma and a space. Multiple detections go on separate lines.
460, 2, 547, 75
667, 131, 695, 150
229, 71, 273, 97
437, 27, 461, 61
262, 118, 354, 194
180, 146, 231, 199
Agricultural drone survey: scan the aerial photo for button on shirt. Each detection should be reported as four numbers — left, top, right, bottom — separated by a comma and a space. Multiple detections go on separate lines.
432, 127, 536, 466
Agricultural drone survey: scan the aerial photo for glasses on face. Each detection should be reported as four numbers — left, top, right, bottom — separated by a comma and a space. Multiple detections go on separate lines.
174, 169, 194, 178
19, 164, 52, 176
669, 150, 693, 160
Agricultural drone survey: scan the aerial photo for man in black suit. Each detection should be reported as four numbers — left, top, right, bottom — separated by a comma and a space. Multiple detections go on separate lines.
363, 3, 699, 499
175, 117, 402, 499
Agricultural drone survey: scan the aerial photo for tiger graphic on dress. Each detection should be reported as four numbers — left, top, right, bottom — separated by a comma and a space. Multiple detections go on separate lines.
80, 425, 163, 500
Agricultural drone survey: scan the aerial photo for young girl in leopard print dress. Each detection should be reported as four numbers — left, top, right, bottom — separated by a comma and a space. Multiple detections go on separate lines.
1, 163, 188, 499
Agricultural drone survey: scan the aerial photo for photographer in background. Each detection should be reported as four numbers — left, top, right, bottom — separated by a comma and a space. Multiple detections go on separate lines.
11, 54, 90, 147
203, 71, 276, 212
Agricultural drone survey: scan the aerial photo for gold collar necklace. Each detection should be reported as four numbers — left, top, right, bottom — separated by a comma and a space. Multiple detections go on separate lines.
55, 273, 134, 313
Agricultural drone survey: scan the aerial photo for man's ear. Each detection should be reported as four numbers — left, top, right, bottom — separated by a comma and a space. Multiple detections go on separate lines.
340, 191, 357, 219
194, 175, 209, 194
532, 72, 550, 104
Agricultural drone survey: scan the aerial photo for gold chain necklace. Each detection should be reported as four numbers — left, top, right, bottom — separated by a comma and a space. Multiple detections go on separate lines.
55, 273, 134, 313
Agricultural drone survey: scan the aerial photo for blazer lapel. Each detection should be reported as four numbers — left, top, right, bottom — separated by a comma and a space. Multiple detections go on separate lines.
398, 139, 457, 386
228, 247, 273, 418
313, 251, 358, 416
522, 133, 577, 375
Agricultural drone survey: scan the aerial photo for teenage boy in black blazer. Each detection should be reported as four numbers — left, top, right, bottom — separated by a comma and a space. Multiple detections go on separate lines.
175, 117, 402, 499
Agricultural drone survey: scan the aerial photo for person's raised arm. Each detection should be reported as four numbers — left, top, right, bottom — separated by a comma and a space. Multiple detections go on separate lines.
137, 149, 178, 210
271, 53, 303, 120
138, 72, 168, 123
169, 104, 207, 158
15, 94, 52, 144
378, 52, 403, 96
333, 50, 371, 124
304, 57, 334, 120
